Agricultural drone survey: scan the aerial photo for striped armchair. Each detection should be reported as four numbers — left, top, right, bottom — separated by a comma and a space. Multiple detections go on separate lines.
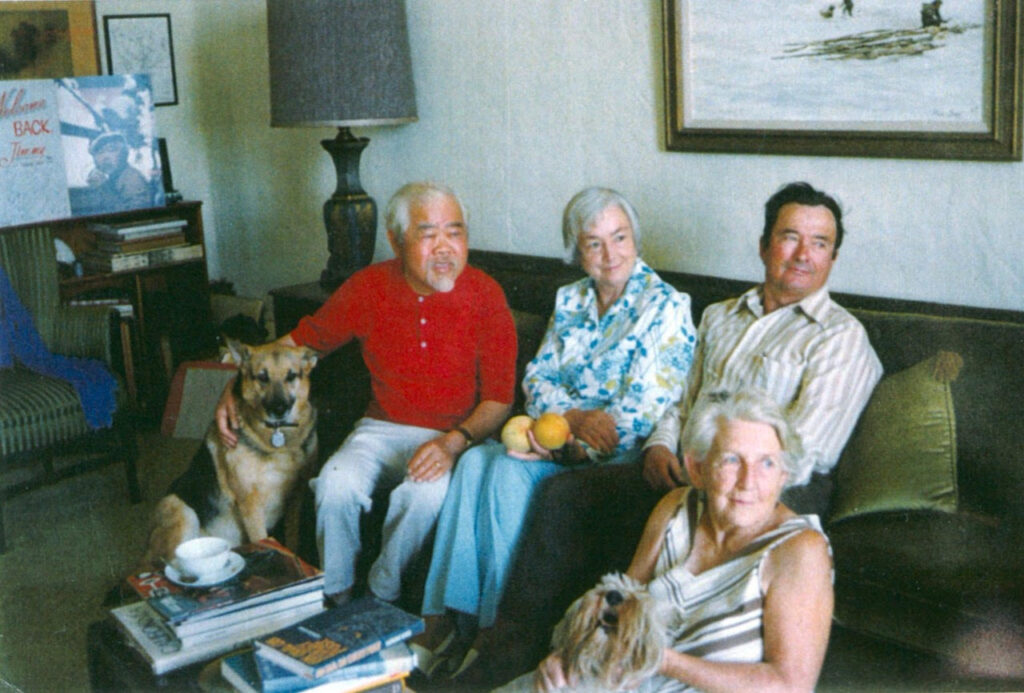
0, 226, 141, 553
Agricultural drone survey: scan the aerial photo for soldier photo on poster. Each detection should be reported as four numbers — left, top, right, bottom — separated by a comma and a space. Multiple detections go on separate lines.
57, 73, 165, 216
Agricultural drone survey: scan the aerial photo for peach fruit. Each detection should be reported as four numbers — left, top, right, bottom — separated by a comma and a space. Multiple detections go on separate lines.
501, 415, 534, 453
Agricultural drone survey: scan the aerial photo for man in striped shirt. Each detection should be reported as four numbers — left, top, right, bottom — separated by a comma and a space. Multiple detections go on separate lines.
643, 181, 882, 516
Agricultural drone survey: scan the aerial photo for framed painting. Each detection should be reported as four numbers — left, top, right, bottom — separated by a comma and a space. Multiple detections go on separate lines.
663, 0, 1024, 160
0, 0, 99, 78
103, 13, 178, 106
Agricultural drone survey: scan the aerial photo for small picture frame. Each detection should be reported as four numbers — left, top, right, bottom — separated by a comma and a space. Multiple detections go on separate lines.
103, 13, 178, 106
0, 0, 100, 77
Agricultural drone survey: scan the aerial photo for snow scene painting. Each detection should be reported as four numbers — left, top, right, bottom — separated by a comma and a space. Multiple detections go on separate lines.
676, 0, 988, 132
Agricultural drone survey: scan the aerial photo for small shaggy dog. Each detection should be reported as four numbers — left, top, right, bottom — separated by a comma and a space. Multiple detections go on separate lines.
550, 573, 669, 691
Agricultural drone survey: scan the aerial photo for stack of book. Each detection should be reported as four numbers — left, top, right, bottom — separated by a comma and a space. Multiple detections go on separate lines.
220, 597, 423, 693
110, 538, 325, 676
82, 217, 202, 273
68, 294, 135, 318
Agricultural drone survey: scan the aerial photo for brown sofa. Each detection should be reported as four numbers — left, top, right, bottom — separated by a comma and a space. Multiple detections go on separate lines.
287, 249, 1024, 685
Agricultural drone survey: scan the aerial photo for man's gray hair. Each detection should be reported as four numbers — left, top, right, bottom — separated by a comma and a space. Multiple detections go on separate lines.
680, 388, 803, 482
385, 181, 467, 245
561, 187, 641, 266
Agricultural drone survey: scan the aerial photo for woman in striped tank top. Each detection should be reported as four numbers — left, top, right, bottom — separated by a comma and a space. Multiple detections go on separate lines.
531, 389, 834, 692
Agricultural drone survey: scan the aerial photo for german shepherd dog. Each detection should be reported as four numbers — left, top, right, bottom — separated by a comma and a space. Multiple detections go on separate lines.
141, 340, 318, 568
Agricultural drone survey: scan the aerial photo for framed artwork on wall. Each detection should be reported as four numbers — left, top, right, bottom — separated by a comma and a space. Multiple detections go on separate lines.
0, 0, 99, 78
663, 0, 1023, 161
103, 13, 178, 106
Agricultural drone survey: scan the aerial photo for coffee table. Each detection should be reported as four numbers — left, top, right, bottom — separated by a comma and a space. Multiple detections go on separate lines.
86, 619, 232, 692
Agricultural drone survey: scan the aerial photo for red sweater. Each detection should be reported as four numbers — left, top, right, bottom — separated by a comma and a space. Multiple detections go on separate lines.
291, 259, 517, 431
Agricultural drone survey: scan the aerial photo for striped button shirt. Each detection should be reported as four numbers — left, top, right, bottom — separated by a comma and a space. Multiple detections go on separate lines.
646, 285, 882, 485
640, 489, 831, 693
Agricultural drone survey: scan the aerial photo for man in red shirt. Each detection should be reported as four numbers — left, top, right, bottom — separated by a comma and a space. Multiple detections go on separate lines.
218, 181, 517, 603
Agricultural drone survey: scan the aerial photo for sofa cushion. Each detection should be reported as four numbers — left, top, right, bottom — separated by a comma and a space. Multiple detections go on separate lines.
830, 352, 958, 524
0, 366, 92, 457
849, 309, 1024, 521
829, 510, 1024, 658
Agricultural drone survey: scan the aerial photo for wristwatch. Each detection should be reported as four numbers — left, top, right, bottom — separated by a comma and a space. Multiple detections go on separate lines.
452, 425, 474, 446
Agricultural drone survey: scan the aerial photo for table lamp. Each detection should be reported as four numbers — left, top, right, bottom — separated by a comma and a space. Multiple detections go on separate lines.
266, 0, 417, 289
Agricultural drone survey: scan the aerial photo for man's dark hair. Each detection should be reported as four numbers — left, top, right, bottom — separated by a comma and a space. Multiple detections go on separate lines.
761, 181, 844, 256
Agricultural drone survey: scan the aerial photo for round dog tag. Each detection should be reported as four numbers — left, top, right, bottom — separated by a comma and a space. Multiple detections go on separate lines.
271, 429, 286, 448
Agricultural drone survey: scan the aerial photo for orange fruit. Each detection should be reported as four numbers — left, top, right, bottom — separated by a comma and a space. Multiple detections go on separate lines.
532, 412, 570, 450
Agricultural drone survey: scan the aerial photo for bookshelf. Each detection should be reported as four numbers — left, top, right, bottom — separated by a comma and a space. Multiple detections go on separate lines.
42, 201, 215, 418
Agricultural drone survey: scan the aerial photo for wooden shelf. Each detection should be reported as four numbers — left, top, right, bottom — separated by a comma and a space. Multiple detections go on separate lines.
24, 201, 214, 419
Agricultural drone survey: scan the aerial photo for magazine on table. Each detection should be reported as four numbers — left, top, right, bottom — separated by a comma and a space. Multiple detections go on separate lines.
109, 599, 324, 676
126, 538, 322, 627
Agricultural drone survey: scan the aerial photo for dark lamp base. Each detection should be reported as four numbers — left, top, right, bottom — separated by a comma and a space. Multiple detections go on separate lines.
318, 128, 377, 290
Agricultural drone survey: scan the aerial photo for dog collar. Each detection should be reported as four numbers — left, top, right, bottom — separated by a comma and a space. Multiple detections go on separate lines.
265, 421, 298, 448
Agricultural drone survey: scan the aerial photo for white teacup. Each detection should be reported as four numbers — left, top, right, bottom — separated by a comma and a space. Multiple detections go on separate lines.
173, 537, 232, 579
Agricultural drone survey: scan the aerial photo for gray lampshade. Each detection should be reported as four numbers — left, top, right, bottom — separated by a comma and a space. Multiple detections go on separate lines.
266, 0, 417, 128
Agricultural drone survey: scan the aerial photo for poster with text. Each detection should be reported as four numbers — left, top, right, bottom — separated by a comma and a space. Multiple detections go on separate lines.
0, 79, 70, 226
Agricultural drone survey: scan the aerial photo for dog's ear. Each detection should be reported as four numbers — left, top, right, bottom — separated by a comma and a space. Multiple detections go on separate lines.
551, 591, 586, 650
226, 338, 250, 367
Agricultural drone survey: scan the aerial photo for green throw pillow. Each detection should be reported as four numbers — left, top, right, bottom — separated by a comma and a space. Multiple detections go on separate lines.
830, 353, 958, 523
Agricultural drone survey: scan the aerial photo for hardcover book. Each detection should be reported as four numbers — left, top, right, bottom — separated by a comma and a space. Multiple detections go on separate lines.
88, 217, 187, 238
95, 231, 186, 254
222, 645, 413, 693
255, 643, 415, 691
128, 538, 323, 626
254, 597, 424, 680
146, 242, 203, 266
81, 249, 149, 272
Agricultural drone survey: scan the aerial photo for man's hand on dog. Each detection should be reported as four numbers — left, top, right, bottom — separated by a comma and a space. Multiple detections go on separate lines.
406, 433, 463, 482
215, 380, 240, 448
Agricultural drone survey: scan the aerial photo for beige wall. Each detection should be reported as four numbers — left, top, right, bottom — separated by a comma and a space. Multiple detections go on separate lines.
93, 0, 1023, 311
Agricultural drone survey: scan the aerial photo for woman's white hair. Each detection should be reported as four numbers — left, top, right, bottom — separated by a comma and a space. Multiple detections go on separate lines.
384, 181, 467, 245
560, 187, 641, 266
680, 388, 803, 482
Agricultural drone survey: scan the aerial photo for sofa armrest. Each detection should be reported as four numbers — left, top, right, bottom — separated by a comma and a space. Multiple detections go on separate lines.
52, 304, 116, 365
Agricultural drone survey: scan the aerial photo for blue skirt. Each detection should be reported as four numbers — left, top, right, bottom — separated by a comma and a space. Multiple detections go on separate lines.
421, 440, 640, 627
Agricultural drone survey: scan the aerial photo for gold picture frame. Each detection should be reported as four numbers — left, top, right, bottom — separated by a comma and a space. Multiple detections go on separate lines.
663, 0, 1023, 161
0, 0, 99, 79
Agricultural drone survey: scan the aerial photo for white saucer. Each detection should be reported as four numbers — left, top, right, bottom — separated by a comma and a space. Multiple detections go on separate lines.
165, 551, 244, 587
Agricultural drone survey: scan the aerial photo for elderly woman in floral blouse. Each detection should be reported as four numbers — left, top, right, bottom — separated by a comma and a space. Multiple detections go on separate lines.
413, 187, 697, 680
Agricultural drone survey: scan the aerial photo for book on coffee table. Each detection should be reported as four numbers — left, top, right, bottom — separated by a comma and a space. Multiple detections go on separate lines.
253, 597, 423, 679
128, 538, 323, 628
221, 653, 407, 693
221, 643, 414, 693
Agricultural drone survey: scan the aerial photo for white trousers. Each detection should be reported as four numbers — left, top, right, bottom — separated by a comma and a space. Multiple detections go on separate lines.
311, 417, 450, 599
